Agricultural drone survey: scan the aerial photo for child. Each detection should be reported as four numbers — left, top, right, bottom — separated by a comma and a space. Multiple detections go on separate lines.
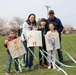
4, 29, 19, 75
46, 22, 59, 69
38, 18, 48, 67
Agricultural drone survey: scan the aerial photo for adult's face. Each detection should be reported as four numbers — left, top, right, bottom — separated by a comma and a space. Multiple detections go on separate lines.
48, 13, 55, 19
29, 15, 35, 23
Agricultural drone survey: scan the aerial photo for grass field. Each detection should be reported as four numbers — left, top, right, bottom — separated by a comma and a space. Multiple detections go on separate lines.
0, 34, 76, 75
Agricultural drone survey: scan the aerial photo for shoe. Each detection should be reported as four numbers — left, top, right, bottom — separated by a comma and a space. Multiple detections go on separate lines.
44, 62, 48, 67
39, 63, 42, 68
48, 65, 51, 69
52, 63, 56, 69
53, 65, 56, 69
6, 73, 11, 75
25, 67, 30, 71
30, 66, 34, 70
15, 70, 20, 73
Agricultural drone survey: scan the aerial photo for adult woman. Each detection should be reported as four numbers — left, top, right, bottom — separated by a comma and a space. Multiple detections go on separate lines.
21, 13, 37, 71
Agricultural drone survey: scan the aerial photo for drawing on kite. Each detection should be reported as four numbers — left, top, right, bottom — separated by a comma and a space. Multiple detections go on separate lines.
7, 37, 26, 59
26, 31, 42, 47
27, 34, 37, 46
32, 41, 36, 46
12, 39, 22, 56
27, 34, 32, 41
48, 38, 56, 50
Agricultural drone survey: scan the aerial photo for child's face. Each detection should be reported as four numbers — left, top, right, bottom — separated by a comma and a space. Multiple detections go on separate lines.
40, 21, 46, 28
9, 31, 16, 37
49, 24, 55, 31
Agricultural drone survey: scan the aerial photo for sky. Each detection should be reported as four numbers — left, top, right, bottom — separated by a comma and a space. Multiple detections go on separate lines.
0, 0, 76, 29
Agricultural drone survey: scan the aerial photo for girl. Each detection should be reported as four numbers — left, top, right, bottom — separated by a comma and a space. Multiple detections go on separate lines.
21, 13, 37, 71
38, 18, 48, 67
46, 22, 60, 69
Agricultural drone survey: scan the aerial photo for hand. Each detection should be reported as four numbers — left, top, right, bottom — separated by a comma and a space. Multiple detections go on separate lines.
37, 25, 42, 29
4, 40, 8, 44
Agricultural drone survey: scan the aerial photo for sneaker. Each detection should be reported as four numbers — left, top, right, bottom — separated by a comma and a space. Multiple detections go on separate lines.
39, 63, 42, 68
53, 66, 56, 69
52, 64, 56, 69
30, 66, 34, 70
25, 67, 30, 71
15, 70, 20, 73
16, 70, 20, 73
48, 65, 51, 69
44, 62, 48, 67
6, 73, 11, 75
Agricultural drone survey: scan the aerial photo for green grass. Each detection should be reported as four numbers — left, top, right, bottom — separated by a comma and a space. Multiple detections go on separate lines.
0, 35, 76, 75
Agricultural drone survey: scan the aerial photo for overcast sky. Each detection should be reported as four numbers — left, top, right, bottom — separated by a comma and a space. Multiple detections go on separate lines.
0, 0, 76, 29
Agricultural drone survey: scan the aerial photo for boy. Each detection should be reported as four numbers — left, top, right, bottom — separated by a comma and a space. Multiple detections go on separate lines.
4, 29, 19, 75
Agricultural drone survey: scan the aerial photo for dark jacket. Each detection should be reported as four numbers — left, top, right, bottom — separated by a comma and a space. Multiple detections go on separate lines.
4, 36, 17, 54
47, 17, 64, 41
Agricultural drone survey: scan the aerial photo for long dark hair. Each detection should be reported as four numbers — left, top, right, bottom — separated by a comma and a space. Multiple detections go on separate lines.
26, 13, 37, 25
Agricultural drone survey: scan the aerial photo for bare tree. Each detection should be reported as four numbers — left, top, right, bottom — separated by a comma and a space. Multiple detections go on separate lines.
0, 17, 7, 33
63, 25, 74, 34
9, 16, 24, 36
9, 20, 19, 30
13, 16, 24, 28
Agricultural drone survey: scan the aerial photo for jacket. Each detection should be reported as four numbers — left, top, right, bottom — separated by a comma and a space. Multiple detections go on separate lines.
47, 17, 64, 41
21, 22, 37, 41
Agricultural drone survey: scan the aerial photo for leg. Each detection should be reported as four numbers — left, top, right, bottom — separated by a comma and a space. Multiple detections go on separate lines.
47, 50, 51, 69
23, 54, 26, 66
51, 50, 56, 69
43, 48, 48, 67
57, 49, 63, 63
57, 41, 63, 63
39, 47, 42, 67
14, 57, 19, 71
43, 46, 47, 64
43, 41, 48, 67
6, 54, 12, 73
23, 41, 29, 67
29, 47, 34, 67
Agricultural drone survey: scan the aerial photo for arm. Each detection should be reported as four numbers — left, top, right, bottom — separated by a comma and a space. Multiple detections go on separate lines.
4, 40, 8, 47
57, 19, 64, 33
21, 22, 28, 41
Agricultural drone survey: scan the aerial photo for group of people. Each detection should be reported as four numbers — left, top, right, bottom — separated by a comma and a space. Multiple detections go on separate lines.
4, 10, 64, 75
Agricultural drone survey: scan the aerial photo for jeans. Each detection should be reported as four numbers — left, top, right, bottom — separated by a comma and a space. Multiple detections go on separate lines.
57, 41, 63, 63
6, 54, 19, 73
23, 41, 34, 68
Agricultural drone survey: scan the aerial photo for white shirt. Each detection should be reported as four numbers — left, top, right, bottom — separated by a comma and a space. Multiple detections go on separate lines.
21, 22, 37, 41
